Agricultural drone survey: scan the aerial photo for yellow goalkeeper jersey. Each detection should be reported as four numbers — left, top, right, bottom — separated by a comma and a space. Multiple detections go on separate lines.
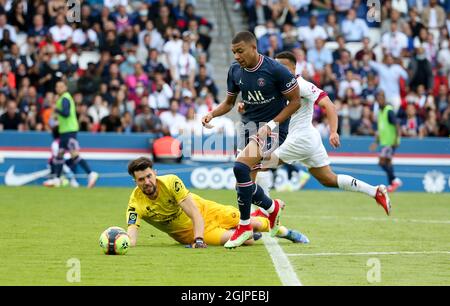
126, 174, 208, 244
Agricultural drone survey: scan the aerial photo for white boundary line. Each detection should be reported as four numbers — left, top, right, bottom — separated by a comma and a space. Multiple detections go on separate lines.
283, 215, 450, 225
286, 251, 450, 257
262, 235, 302, 286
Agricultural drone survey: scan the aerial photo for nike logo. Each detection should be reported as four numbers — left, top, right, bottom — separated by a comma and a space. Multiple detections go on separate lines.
4, 166, 51, 186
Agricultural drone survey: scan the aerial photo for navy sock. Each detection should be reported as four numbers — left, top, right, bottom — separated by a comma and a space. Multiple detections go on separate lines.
252, 184, 273, 210
233, 162, 253, 222
54, 158, 64, 177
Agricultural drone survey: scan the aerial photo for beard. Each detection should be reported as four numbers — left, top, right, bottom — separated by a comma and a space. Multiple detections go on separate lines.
142, 184, 156, 197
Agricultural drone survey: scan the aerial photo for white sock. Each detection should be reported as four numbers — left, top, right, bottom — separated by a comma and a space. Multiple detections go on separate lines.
337, 174, 377, 197
239, 219, 251, 226
266, 200, 275, 213
256, 171, 272, 196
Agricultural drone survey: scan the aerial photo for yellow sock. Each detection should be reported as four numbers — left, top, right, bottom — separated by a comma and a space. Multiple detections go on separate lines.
276, 226, 289, 237
254, 217, 270, 232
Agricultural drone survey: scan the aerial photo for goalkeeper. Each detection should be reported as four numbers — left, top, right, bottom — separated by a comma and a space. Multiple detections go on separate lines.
126, 157, 309, 248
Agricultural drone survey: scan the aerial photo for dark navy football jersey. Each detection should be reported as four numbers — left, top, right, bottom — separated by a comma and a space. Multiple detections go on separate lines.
227, 55, 298, 134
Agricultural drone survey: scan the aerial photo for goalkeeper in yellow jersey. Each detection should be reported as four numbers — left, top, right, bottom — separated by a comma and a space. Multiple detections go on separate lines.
126, 157, 309, 248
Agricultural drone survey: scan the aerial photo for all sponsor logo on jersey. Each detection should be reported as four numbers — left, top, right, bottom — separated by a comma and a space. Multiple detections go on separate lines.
247, 90, 265, 102
257, 78, 266, 87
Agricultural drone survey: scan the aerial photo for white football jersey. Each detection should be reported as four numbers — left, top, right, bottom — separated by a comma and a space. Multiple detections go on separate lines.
288, 75, 327, 133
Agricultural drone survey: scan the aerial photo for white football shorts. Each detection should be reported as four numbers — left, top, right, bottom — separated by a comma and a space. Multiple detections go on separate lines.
273, 128, 330, 169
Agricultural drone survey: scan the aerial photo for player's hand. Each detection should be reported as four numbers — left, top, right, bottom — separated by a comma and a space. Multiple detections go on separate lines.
369, 142, 378, 152
237, 102, 245, 114
192, 237, 207, 249
201, 113, 214, 129
329, 132, 341, 148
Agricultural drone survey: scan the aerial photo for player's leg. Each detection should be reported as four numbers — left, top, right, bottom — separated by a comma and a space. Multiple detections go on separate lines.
67, 137, 99, 188
309, 165, 391, 215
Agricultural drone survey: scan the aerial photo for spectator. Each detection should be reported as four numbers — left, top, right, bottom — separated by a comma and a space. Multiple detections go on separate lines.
0, 12, 17, 43
159, 99, 187, 136
280, 23, 300, 50
338, 70, 362, 100
144, 48, 167, 75
197, 52, 214, 78
49, 14, 73, 44
355, 37, 377, 61
247, 0, 273, 32
28, 14, 48, 39
88, 95, 110, 129
436, 84, 449, 114
100, 105, 123, 132
73, 20, 99, 50
381, 21, 409, 58
333, 0, 354, 14
401, 103, 421, 137
149, 72, 173, 112
419, 109, 439, 137
121, 111, 135, 133
194, 65, 218, 102
407, 8, 425, 39
78, 63, 101, 101
312, 0, 333, 14
356, 106, 376, 136
134, 104, 163, 133
320, 64, 338, 101
264, 33, 284, 57
307, 38, 333, 72
272, 0, 300, 27
332, 49, 354, 80
370, 54, 408, 112
293, 48, 315, 80
138, 20, 164, 52
298, 15, 328, 50
421, 0, 446, 32
391, 0, 408, 15
341, 8, 369, 42
163, 28, 183, 75
332, 35, 350, 61
77, 103, 94, 132
176, 41, 197, 84
0, 100, 24, 131
409, 47, 434, 92
323, 12, 340, 41
257, 20, 283, 55
8, 1, 28, 33
154, 5, 177, 36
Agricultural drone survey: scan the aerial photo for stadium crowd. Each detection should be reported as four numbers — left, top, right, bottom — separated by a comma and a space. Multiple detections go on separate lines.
0, 0, 236, 137
238, 0, 450, 138
0, 0, 449, 138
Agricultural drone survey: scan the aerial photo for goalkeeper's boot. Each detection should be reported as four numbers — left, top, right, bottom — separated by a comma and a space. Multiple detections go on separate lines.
268, 199, 283, 237
224, 224, 253, 249
375, 185, 391, 216
284, 230, 310, 244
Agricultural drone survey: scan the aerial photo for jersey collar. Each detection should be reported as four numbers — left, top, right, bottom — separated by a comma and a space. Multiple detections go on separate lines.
244, 54, 264, 72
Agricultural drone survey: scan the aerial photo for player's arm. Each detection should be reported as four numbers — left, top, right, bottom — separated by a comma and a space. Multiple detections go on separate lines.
202, 94, 237, 127
127, 225, 138, 247
318, 96, 340, 148
126, 204, 141, 247
179, 194, 207, 248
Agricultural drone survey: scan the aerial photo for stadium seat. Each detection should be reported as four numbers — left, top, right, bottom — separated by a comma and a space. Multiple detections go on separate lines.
368, 28, 381, 46
78, 51, 101, 70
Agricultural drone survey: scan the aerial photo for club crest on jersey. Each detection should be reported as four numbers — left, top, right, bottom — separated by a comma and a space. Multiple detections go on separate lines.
257, 78, 266, 87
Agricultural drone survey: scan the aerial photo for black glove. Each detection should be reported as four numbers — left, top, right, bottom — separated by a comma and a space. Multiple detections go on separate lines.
192, 237, 207, 249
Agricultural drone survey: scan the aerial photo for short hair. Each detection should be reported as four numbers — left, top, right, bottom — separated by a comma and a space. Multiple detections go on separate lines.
274, 51, 297, 66
232, 31, 257, 44
128, 157, 153, 177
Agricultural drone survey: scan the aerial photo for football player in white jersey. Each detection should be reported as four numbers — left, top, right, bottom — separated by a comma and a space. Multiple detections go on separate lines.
257, 51, 391, 215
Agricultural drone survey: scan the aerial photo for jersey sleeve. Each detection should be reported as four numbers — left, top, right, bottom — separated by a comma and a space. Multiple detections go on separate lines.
299, 78, 328, 105
273, 63, 299, 96
226, 65, 240, 97
126, 198, 141, 227
169, 175, 190, 204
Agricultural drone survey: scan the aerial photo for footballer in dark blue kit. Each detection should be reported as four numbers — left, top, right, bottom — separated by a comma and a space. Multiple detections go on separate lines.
202, 31, 302, 248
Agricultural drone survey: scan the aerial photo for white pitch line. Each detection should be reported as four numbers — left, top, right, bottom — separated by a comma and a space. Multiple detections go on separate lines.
283, 215, 450, 225
262, 235, 302, 286
286, 251, 450, 257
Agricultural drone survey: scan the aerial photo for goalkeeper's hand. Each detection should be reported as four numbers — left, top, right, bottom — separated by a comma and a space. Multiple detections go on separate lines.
192, 237, 207, 249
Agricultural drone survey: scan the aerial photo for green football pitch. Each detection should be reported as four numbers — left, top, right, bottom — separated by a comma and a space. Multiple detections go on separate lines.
1, 186, 449, 286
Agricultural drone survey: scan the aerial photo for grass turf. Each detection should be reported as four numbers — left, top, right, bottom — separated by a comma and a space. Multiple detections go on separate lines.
0, 186, 449, 286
